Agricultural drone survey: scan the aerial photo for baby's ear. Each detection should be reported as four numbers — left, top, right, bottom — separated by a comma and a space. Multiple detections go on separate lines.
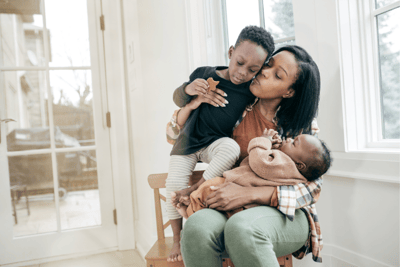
296, 161, 306, 171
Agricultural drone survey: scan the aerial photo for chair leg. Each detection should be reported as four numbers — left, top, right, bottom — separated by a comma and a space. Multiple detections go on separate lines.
222, 258, 234, 267
24, 186, 30, 216
11, 189, 17, 224
283, 254, 293, 267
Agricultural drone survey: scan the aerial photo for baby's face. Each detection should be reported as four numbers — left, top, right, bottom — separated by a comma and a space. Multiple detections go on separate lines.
280, 134, 321, 165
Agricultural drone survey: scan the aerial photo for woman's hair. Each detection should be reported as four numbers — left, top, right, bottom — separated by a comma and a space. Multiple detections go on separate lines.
273, 45, 321, 138
235, 26, 275, 63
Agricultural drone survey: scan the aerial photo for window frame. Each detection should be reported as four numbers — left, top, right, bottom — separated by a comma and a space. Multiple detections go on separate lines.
221, 0, 296, 65
183, 0, 399, 182
339, 0, 400, 152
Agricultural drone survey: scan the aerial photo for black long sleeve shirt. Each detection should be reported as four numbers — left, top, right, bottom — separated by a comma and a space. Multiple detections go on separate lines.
171, 66, 255, 156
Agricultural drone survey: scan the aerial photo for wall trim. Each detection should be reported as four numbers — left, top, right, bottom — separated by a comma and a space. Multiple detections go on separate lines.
325, 171, 400, 184
322, 244, 394, 267
0, 247, 118, 267
135, 242, 147, 262
327, 151, 400, 184
135, 220, 157, 259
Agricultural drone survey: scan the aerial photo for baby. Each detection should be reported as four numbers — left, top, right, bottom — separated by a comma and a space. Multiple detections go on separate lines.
176, 129, 332, 218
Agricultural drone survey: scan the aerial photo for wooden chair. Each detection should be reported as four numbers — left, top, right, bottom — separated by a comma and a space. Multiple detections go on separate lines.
145, 171, 293, 267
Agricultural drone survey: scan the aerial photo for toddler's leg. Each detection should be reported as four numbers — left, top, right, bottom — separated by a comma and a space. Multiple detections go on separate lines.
200, 137, 240, 181
165, 154, 198, 262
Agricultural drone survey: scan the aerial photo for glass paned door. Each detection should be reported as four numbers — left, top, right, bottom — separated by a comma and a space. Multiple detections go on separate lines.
0, 0, 117, 264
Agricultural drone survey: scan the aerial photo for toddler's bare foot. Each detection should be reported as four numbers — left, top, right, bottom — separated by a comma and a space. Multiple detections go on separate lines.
179, 195, 190, 206
176, 203, 189, 219
167, 240, 183, 262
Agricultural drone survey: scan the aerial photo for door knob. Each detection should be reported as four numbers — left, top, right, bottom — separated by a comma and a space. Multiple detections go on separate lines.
0, 118, 16, 144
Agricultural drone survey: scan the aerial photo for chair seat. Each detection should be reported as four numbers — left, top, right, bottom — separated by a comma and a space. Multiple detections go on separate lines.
145, 237, 184, 267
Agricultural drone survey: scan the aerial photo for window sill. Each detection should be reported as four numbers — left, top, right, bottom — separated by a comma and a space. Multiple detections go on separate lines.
327, 151, 400, 183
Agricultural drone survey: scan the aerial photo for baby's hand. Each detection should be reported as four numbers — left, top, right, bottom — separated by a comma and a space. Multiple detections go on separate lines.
262, 129, 282, 148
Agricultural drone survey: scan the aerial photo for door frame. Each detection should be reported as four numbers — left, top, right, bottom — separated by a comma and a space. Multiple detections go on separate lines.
99, 0, 136, 251
0, 0, 135, 265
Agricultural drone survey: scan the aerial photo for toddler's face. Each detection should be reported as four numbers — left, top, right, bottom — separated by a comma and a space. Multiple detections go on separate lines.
280, 134, 321, 166
228, 41, 267, 85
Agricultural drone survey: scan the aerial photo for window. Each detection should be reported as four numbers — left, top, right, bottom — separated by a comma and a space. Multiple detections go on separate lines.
222, 0, 295, 64
337, 0, 400, 151
374, 2, 400, 140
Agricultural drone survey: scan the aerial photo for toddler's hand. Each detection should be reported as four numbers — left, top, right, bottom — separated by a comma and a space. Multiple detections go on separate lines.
185, 78, 209, 96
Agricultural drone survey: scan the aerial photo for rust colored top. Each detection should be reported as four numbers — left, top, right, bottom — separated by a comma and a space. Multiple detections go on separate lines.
232, 104, 277, 165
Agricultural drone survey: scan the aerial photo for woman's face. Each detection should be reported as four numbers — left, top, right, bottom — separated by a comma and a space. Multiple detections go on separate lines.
249, 50, 298, 100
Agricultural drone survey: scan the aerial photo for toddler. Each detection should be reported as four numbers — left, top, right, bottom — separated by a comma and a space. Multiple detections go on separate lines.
166, 26, 275, 262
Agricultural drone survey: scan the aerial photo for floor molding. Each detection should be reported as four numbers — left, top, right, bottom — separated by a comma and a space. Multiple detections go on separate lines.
1, 247, 118, 267
322, 244, 394, 267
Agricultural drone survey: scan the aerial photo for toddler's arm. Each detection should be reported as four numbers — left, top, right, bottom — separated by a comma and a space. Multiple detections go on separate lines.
173, 82, 193, 108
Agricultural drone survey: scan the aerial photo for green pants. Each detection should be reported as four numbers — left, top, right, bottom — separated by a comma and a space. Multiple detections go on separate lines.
181, 206, 309, 267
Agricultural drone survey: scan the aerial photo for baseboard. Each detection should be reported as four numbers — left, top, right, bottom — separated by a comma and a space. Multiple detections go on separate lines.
0, 247, 118, 267
321, 244, 394, 267
135, 242, 147, 261
135, 219, 156, 258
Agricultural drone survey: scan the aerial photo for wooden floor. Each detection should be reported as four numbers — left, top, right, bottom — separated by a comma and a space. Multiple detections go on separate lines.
21, 250, 146, 267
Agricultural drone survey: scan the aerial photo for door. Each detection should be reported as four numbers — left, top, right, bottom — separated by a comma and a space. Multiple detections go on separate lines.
0, 0, 117, 264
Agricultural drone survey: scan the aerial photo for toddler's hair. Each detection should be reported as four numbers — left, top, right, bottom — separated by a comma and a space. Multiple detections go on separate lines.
235, 25, 275, 63
303, 139, 332, 181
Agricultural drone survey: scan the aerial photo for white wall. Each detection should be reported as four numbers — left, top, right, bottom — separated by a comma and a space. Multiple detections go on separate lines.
121, 0, 191, 254
292, 0, 399, 266
121, 0, 400, 266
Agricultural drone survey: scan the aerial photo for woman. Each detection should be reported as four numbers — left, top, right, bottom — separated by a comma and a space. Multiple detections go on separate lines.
168, 45, 323, 266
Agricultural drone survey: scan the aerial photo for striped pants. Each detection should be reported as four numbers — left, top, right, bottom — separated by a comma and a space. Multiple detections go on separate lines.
166, 137, 240, 220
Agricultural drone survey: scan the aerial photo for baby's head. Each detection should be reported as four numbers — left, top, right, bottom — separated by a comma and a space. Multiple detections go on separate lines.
280, 134, 332, 181
227, 25, 274, 85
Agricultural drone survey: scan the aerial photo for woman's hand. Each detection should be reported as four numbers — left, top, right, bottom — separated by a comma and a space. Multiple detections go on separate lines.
205, 182, 253, 211
187, 90, 228, 109
205, 182, 276, 210
176, 84, 227, 126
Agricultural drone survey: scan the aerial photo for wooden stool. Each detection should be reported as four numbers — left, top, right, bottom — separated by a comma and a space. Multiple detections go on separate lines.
145, 171, 293, 267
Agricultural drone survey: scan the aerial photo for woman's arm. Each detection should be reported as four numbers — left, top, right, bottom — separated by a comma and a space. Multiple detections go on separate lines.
271, 178, 322, 220
205, 182, 275, 211
176, 92, 225, 126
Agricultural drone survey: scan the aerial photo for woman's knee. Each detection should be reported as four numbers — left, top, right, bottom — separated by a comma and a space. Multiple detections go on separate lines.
181, 209, 226, 247
224, 211, 257, 243
224, 208, 279, 248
